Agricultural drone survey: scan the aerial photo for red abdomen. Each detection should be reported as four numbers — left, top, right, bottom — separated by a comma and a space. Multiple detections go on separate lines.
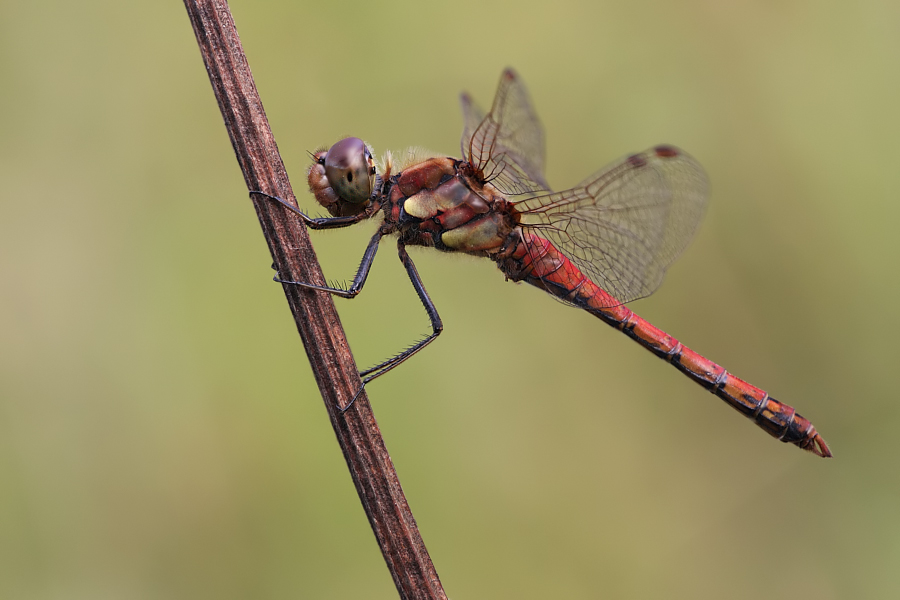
496, 230, 831, 457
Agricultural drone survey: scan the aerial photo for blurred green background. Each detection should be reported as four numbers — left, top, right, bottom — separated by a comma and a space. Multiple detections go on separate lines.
2, 0, 898, 598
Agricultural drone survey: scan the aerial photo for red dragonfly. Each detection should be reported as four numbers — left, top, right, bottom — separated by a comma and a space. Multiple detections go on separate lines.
253, 69, 831, 457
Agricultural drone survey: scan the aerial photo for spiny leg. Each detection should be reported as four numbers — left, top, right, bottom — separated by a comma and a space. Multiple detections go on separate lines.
273, 230, 383, 298
249, 190, 368, 230
250, 190, 383, 297
358, 241, 443, 384
320, 241, 443, 413
252, 191, 442, 410
313, 242, 443, 414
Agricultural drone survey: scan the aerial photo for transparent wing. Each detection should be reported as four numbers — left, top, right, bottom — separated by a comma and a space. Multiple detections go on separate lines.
515, 145, 709, 306
461, 68, 550, 195
460, 91, 485, 160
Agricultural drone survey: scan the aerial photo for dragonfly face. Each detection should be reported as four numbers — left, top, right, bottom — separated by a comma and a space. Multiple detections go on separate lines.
307, 136, 377, 217
324, 137, 376, 203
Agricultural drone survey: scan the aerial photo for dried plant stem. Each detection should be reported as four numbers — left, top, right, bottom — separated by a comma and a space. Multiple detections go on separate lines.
183, 2, 447, 598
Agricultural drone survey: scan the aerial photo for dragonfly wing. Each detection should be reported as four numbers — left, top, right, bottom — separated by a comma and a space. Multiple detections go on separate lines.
516, 145, 708, 306
460, 91, 486, 161
462, 69, 550, 195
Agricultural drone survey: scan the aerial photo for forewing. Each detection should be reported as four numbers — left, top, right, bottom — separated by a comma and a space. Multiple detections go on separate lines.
460, 92, 486, 160
462, 68, 550, 195
515, 146, 708, 306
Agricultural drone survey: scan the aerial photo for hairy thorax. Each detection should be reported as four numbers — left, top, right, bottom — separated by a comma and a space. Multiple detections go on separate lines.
382, 157, 520, 256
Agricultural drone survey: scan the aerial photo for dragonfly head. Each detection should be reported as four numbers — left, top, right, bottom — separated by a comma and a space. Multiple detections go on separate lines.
307, 137, 376, 216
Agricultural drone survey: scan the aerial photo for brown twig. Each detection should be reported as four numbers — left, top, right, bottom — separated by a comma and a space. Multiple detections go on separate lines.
182, 2, 447, 598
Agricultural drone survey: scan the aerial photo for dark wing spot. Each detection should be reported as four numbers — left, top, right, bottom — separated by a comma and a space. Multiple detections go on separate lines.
654, 145, 679, 158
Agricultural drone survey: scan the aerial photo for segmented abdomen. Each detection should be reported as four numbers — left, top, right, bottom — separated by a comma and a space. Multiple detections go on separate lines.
496, 230, 831, 457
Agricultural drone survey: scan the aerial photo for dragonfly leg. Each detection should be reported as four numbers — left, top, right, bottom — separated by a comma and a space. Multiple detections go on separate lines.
250, 191, 384, 297
337, 383, 368, 414
272, 230, 384, 298
358, 242, 443, 384
249, 190, 368, 230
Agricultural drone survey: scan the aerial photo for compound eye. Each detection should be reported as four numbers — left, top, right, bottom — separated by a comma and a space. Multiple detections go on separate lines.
323, 137, 375, 204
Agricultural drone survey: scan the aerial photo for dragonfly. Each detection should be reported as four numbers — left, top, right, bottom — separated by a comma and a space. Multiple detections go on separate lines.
253, 69, 831, 457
